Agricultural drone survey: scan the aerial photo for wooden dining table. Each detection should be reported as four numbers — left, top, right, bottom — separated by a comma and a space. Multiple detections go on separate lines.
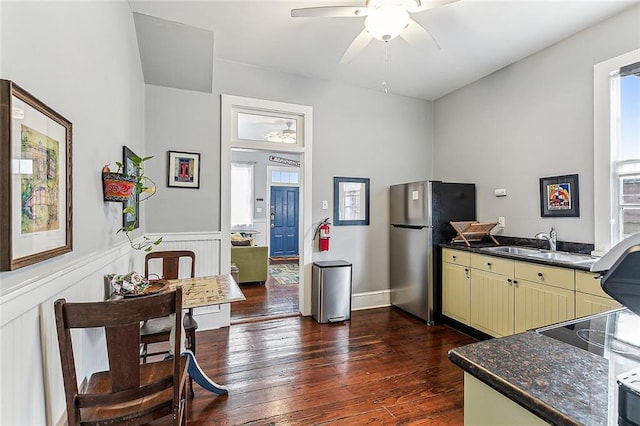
165, 274, 246, 309
110, 274, 245, 394
131, 274, 246, 395
158, 274, 246, 395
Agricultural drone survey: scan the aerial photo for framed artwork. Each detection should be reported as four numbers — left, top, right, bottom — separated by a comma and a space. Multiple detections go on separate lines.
334, 177, 370, 226
122, 146, 139, 229
539, 174, 580, 217
168, 151, 200, 189
0, 80, 72, 271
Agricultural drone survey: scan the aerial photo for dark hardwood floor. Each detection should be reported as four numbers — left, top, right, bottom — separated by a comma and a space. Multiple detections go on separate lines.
188, 307, 476, 425
230, 262, 299, 323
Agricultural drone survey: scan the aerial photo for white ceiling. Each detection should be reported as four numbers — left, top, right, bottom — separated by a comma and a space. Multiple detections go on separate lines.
129, 0, 637, 100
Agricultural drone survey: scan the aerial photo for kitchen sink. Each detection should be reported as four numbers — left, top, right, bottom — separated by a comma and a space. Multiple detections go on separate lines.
480, 246, 541, 255
527, 252, 594, 263
479, 245, 597, 267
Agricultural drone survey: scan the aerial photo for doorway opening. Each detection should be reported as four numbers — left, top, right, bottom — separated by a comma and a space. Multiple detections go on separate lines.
221, 95, 312, 323
229, 149, 301, 323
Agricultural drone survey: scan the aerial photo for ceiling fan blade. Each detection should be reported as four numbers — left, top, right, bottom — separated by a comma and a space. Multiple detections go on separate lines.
291, 6, 369, 18
411, 0, 460, 13
400, 18, 440, 50
340, 29, 374, 64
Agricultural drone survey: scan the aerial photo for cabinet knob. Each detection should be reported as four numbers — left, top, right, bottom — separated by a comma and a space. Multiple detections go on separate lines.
507, 278, 513, 285
537, 272, 543, 278
452, 255, 456, 260
487, 262, 492, 267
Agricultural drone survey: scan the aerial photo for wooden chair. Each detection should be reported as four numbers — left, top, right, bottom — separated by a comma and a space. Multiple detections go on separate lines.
141, 250, 198, 396
54, 288, 189, 425
141, 251, 198, 361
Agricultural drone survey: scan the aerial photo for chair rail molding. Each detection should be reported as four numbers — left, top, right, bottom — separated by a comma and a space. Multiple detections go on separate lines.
0, 230, 223, 425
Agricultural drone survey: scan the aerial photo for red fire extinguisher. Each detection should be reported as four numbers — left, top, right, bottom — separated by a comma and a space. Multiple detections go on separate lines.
315, 218, 331, 252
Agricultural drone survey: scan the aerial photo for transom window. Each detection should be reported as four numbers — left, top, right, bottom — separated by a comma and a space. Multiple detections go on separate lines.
233, 109, 303, 149
271, 169, 299, 185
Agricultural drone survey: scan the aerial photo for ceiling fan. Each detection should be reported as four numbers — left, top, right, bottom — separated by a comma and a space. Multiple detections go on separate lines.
291, 0, 459, 64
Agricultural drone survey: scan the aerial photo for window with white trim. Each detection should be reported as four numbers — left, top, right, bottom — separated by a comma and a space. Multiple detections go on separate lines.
231, 162, 254, 228
612, 62, 640, 242
594, 50, 640, 253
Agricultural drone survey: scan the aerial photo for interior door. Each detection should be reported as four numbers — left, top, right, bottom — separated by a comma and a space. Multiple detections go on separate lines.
270, 186, 299, 257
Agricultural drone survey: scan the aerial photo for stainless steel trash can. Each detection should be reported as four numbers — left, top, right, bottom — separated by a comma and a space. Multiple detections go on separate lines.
312, 260, 352, 323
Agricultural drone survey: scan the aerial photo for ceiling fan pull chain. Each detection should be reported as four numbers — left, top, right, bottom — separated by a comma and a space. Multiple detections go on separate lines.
382, 41, 389, 94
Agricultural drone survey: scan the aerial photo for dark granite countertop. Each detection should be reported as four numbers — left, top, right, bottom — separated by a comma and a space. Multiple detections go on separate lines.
449, 308, 640, 425
449, 331, 611, 425
440, 240, 597, 271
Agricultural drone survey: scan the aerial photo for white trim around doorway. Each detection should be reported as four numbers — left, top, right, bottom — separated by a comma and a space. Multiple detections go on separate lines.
221, 94, 313, 316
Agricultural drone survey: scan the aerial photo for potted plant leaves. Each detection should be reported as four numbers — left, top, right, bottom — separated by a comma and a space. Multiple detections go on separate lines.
104, 154, 162, 251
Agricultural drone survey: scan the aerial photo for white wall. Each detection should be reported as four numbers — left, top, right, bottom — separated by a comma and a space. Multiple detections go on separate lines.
0, 1, 145, 295
0, 2, 145, 424
433, 4, 640, 245
145, 59, 434, 296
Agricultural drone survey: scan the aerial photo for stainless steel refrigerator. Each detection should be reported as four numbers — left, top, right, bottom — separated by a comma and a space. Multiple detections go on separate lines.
389, 181, 476, 324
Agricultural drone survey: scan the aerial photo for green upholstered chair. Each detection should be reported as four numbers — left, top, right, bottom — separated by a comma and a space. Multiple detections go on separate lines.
231, 246, 269, 284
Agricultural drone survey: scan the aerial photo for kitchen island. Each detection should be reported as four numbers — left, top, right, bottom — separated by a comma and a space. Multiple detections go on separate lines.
448, 308, 640, 425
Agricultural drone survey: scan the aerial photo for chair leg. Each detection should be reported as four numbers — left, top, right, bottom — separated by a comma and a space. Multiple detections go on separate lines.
186, 329, 196, 398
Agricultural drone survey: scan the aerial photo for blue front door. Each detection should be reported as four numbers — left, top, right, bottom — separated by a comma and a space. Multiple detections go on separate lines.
270, 186, 299, 257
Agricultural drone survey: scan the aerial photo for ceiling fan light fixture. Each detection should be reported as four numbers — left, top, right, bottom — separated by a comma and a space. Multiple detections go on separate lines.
364, 6, 410, 42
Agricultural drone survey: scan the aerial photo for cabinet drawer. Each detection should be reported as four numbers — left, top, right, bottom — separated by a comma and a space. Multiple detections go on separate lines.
443, 248, 471, 266
470, 254, 513, 276
514, 261, 574, 291
575, 271, 611, 298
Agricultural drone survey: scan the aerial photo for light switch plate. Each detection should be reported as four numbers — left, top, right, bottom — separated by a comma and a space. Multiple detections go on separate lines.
322, 200, 328, 210
498, 216, 505, 228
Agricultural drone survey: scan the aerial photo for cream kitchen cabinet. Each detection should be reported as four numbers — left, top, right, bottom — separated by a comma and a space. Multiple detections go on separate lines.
449, 251, 579, 338
470, 267, 515, 337
442, 249, 471, 324
513, 261, 576, 333
469, 254, 515, 337
575, 270, 622, 317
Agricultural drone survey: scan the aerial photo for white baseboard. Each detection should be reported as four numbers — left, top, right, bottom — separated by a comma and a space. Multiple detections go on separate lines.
193, 304, 230, 331
351, 289, 391, 311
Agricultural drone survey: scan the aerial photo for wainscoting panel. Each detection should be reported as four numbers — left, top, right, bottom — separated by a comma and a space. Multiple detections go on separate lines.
146, 232, 229, 330
253, 220, 268, 247
0, 232, 222, 425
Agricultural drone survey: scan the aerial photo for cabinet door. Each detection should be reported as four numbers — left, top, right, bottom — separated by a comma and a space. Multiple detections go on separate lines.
470, 269, 514, 337
514, 280, 575, 334
576, 292, 621, 318
442, 262, 470, 324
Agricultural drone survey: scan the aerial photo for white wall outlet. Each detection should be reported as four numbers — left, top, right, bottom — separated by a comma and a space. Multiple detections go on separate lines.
494, 188, 507, 197
256, 207, 262, 213
322, 200, 328, 210
498, 216, 505, 228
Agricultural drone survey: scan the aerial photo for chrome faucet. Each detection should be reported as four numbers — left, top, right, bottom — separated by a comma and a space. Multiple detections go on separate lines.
535, 227, 557, 251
